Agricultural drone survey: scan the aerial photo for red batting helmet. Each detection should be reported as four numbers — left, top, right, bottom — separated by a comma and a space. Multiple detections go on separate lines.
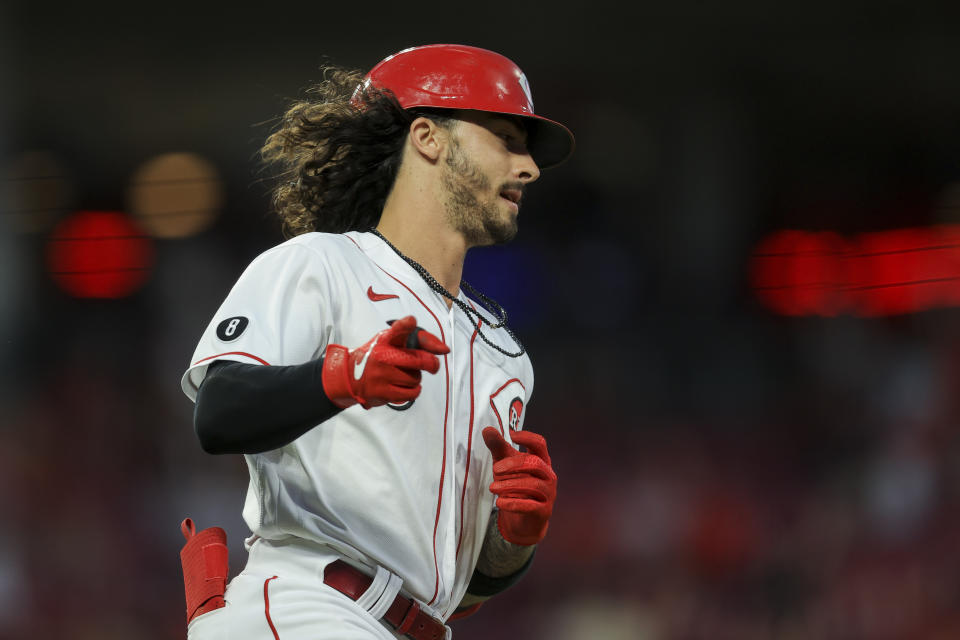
355, 44, 575, 169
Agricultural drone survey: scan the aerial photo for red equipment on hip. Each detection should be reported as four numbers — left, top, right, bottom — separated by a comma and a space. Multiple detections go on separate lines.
179, 518, 230, 623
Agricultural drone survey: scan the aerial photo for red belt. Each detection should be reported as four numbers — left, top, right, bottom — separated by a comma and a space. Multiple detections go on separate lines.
323, 560, 446, 640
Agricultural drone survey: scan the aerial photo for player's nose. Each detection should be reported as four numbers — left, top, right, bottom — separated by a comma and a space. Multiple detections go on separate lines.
516, 151, 540, 184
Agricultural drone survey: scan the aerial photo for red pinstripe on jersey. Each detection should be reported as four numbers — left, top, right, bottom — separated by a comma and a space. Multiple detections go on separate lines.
370, 262, 450, 607
454, 307, 482, 562
263, 576, 280, 639
194, 351, 271, 366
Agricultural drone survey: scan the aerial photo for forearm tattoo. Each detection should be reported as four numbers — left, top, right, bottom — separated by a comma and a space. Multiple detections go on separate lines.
475, 510, 535, 577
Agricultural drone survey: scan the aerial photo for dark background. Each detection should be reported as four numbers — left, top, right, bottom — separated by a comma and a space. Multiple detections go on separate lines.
5, 2, 960, 638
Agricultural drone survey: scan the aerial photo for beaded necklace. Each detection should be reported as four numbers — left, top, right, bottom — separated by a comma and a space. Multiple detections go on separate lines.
370, 228, 525, 358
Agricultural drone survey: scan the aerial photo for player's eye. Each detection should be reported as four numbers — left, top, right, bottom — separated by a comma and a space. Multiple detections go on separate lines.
492, 122, 529, 153
498, 132, 528, 152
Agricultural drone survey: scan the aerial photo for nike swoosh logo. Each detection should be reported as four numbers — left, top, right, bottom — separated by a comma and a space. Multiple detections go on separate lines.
367, 286, 399, 302
354, 335, 379, 380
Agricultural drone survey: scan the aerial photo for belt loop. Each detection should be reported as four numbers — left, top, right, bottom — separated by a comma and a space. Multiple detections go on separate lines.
354, 565, 390, 611
396, 599, 421, 635
366, 571, 403, 621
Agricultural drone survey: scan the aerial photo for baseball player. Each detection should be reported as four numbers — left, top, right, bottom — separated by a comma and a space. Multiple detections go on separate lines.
179, 44, 573, 640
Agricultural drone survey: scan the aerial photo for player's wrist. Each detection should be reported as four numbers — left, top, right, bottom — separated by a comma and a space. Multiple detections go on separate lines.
321, 344, 361, 409
496, 510, 549, 546
468, 545, 537, 597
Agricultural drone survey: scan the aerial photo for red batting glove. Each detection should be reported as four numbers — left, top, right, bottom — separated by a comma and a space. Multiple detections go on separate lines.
322, 315, 450, 410
482, 427, 557, 546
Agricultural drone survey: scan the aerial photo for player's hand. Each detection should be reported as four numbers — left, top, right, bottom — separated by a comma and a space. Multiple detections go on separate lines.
482, 427, 557, 546
321, 315, 450, 410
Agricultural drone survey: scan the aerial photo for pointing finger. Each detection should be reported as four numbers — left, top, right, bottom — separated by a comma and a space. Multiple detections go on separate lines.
414, 329, 450, 355
377, 349, 440, 374
482, 426, 518, 462
384, 316, 417, 347
507, 430, 551, 466
388, 318, 450, 355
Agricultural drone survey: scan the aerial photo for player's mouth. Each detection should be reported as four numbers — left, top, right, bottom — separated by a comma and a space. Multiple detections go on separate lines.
499, 188, 522, 211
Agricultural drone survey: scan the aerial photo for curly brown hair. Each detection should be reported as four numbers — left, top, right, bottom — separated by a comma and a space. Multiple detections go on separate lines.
260, 66, 450, 237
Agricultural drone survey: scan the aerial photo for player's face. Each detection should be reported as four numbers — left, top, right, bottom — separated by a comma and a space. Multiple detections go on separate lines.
440, 111, 540, 247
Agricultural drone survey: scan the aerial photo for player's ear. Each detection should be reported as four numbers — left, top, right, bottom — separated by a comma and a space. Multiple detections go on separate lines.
408, 116, 446, 162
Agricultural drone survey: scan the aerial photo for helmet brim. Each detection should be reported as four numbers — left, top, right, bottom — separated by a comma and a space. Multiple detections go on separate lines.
416, 107, 575, 170
522, 114, 576, 170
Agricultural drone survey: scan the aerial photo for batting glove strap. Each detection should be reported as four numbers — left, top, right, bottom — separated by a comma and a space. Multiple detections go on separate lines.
321, 343, 362, 409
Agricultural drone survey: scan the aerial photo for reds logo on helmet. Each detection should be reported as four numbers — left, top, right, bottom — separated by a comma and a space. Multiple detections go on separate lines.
517, 73, 534, 112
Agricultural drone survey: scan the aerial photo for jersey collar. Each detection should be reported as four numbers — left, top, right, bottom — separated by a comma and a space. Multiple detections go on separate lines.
348, 231, 471, 310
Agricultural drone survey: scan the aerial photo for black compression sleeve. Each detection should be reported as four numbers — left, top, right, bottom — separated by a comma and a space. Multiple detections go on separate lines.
193, 359, 343, 454
465, 548, 536, 597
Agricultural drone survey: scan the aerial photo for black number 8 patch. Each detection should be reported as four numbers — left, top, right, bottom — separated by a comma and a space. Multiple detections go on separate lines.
216, 316, 249, 342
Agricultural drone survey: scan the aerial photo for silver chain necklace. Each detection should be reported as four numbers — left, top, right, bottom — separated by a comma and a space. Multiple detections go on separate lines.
369, 228, 525, 358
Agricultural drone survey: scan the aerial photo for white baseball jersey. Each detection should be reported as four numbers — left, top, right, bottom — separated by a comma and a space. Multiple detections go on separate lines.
181, 230, 533, 620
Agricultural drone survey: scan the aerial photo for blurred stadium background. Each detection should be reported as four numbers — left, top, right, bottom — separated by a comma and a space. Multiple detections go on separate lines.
5, 2, 960, 638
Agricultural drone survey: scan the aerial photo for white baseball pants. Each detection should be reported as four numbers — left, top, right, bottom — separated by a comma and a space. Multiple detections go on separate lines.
187, 537, 449, 640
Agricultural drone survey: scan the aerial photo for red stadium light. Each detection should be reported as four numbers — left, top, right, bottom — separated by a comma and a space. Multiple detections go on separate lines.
46, 210, 155, 299
750, 225, 960, 317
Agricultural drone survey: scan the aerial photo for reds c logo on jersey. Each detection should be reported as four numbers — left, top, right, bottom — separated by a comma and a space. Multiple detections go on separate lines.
508, 397, 523, 431
488, 378, 526, 436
